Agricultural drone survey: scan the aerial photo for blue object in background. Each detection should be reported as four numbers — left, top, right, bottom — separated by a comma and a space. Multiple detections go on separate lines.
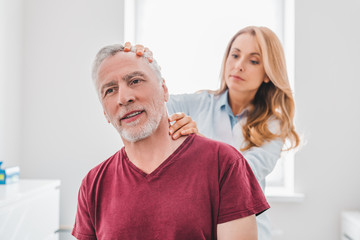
0, 161, 20, 184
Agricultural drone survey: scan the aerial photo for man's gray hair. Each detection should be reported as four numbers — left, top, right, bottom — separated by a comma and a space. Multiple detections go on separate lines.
92, 44, 162, 86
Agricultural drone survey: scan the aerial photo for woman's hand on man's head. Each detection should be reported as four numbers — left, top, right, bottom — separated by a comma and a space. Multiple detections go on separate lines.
124, 42, 153, 63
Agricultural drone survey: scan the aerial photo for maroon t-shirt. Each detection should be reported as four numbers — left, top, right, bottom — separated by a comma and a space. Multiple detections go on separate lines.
72, 134, 269, 240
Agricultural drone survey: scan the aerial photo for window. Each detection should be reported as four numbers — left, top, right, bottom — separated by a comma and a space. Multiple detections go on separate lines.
125, 0, 296, 194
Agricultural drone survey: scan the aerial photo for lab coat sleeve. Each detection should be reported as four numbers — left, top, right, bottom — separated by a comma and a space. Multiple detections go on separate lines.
166, 94, 192, 115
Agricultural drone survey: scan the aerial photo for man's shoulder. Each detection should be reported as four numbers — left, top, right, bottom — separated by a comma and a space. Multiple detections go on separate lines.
193, 134, 238, 149
83, 149, 123, 182
189, 135, 248, 179
192, 135, 245, 162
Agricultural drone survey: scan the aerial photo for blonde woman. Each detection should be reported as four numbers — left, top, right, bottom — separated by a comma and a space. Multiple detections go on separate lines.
131, 26, 300, 239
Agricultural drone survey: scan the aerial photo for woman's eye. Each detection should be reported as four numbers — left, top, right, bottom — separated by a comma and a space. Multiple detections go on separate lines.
231, 54, 239, 59
250, 60, 259, 65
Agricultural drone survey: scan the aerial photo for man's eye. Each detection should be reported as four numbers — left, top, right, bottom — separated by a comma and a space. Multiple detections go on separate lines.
130, 79, 141, 85
105, 88, 114, 95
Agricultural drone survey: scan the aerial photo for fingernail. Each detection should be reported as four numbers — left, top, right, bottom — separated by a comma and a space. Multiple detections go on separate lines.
124, 47, 131, 52
136, 50, 143, 56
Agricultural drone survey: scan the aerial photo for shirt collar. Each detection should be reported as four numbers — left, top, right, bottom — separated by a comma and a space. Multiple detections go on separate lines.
218, 89, 229, 110
218, 89, 250, 118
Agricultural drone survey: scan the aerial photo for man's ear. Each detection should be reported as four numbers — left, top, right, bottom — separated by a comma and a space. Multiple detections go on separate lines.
104, 111, 111, 123
162, 78, 169, 102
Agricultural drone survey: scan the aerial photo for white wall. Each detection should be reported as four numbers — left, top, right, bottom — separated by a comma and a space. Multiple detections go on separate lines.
19, 0, 125, 227
268, 0, 360, 239
0, 0, 23, 167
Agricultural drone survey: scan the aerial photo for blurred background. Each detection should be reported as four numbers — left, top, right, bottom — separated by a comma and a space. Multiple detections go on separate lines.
1, 0, 360, 239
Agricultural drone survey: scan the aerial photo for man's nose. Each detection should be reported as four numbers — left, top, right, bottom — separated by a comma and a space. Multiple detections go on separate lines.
117, 89, 135, 106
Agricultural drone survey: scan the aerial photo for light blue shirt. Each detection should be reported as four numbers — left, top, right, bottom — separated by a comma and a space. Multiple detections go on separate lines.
167, 90, 283, 240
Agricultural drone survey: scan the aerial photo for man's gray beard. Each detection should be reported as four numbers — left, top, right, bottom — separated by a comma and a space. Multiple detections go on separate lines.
119, 112, 162, 143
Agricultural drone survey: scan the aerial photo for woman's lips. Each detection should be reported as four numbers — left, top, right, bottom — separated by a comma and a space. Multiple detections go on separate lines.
230, 75, 245, 81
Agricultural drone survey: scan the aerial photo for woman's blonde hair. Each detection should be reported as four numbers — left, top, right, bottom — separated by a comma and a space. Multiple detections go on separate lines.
215, 26, 299, 151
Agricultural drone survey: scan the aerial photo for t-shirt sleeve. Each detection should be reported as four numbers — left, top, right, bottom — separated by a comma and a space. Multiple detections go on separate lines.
217, 151, 270, 224
72, 179, 97, 240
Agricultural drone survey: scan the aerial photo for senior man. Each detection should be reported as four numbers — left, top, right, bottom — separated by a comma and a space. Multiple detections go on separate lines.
72, 44, 269, 240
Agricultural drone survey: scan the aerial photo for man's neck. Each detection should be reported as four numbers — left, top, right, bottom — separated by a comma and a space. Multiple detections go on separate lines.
123, 118, 187, 174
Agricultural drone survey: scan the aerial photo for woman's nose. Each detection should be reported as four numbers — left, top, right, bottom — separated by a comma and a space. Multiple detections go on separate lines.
235, 59, 245, 72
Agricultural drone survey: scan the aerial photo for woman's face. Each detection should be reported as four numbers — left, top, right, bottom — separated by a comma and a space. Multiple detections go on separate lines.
224, 33, 269, 97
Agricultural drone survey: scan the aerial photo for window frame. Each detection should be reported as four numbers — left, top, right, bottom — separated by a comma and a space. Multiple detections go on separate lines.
124, 0, 299, 197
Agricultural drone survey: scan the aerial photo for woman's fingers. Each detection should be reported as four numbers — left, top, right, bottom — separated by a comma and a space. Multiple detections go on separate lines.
169, 113, 187, 134
172, 119, 198, 139
144, 47, 153, 63
124, 42, 132, 52
135, 44, 144, 56
123, 42, 153, 63
168, 113, 198, 140
168, 112, 186, 123
180, 127, 198, 135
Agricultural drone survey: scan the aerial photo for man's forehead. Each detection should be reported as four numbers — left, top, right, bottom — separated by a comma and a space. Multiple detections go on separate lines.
99, 52, 151, 76
96, 52, 160, 93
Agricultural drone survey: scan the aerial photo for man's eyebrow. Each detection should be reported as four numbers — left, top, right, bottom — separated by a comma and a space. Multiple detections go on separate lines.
122, 71, 146, 81
100, 71, 147, 95
231, 48, 261, 56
